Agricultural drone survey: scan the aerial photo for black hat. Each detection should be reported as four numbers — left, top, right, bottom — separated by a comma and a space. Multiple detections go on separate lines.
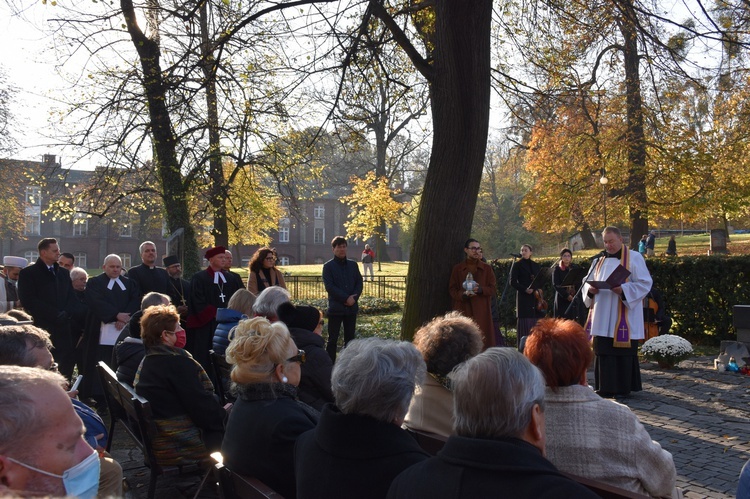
163, 255, 179, 267
277, 302, 321, 332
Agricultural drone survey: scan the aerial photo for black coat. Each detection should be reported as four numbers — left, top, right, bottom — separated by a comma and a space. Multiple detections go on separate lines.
126, 264, 170, 299
288, 327, 334, 410
510, 258, 544, 319
387, 436, 600, 499
295, 405, 429, 499
322, 257, 363, 316
18, 259, 76, 375
222, 383, 318, 499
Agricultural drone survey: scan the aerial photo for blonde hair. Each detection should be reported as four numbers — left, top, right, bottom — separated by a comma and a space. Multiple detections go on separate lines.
227, 289, 256, 316
225, 316, 294, 384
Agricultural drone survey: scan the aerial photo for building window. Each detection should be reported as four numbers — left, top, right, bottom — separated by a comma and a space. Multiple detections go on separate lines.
24, 251, 39, 262
73, 214, 88, 236
278, 256, 290, 266
74, 253, 87, 270
314, 204, 325, 219
278, 218, 290, 243
24, 210, 41, 235
120, 219, 132, 238
314, 227, 325, 245
385, 228, 391, 245
25, 186, 41, 206
120, 253, 132, 269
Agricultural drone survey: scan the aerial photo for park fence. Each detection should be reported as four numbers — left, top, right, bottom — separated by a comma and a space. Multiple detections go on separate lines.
284, 275, 407, 302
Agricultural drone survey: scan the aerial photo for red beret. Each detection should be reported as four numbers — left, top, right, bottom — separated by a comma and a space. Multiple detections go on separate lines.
204, 246, 226, 260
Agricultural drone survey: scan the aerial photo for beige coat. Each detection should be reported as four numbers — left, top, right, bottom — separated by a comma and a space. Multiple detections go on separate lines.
403, 374, 453, 438
544, 384, 676, 497
246, 268, 286, 295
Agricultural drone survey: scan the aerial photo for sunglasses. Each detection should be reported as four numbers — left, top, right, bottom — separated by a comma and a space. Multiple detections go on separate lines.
287, 349, 306, 365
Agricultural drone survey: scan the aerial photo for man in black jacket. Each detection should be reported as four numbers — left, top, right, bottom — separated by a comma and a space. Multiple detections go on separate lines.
18, 238, 76, 378
322, 236, 363, 362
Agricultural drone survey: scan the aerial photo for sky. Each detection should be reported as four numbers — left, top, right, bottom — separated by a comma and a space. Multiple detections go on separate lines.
0, 1, 65, 163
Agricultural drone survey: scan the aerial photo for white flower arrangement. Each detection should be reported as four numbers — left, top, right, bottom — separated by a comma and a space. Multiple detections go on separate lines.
641, 334, 693, 368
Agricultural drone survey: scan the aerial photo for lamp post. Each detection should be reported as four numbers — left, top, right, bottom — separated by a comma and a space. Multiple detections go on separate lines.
599, 168, 608, 228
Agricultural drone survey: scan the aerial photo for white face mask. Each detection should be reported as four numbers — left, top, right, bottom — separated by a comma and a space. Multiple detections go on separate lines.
8, 448, 100, 499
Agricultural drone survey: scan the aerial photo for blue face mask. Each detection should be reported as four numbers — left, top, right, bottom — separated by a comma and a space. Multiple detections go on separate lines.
8, 448, 100, 499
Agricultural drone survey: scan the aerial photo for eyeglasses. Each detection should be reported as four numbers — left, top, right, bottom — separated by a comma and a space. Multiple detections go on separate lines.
287, 349, 306, 365
264, 256, 276, 261
48, 362, 59, 373
468, 246, 481, 251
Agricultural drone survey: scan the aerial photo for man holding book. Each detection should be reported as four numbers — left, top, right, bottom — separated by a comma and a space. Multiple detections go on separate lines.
582, 226, 652, 398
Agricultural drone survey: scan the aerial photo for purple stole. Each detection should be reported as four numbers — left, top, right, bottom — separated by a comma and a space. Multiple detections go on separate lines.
585, 249, 632, 348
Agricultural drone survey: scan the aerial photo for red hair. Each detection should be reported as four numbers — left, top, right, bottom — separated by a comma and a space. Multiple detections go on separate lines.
524, 318, 593, 388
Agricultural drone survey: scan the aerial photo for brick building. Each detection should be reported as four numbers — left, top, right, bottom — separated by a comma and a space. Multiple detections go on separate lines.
0, 155, 405, 270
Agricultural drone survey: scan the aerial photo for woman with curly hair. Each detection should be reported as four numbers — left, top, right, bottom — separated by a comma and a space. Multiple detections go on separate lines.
246, 247, 286, 295
403, 311, 483, 437
221, 317, 318, 498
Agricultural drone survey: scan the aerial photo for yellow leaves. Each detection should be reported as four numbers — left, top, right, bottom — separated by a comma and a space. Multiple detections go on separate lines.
342, 171, 405, 240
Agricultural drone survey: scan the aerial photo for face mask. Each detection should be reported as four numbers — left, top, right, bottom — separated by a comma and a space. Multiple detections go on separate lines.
8, 448, 100, 499
174, 329, 187, 349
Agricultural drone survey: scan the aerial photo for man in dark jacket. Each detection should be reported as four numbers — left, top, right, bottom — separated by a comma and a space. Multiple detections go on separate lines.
322, 236, 363, 362
387, 348, 599, 499
17, 238, 76, 378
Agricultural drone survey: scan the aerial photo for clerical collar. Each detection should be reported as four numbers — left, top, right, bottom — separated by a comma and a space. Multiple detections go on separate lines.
107, 277, 126, 290
605, 249, 623, 259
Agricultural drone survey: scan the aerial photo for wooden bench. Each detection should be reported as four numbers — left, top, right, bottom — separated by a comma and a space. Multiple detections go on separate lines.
406, 427, 650, 498
96, 361, 208, 499
214, 461, 284, 499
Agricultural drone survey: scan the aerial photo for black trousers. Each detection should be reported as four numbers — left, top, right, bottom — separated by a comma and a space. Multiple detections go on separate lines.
326, 314, 357, 362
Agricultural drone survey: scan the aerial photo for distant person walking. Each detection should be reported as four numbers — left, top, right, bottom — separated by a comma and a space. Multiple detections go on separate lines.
646, 230, 656, 257
361, 244, 375, 282
638, 235, 647, 256
666, 235, 677, 257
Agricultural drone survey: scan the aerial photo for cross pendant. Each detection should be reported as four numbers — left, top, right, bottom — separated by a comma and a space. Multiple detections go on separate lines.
181, 298, 187, 306
219, 292, 226, 303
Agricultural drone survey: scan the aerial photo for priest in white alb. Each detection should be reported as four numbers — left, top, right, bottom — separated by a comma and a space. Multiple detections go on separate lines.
582, 226, 652, 398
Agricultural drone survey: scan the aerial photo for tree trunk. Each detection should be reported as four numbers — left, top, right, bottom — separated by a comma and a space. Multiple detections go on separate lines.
401, 0, 492, 340
617, 0, 648, 249
200, 3, 229, 249
120, 0, 200, 275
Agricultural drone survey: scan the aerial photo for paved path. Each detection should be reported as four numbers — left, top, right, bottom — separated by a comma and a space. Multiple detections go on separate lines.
603, 357, 750, 498
115, 356, 750, 498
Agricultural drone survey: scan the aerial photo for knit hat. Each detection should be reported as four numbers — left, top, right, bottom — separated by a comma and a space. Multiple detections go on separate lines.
277, 302, 321, 332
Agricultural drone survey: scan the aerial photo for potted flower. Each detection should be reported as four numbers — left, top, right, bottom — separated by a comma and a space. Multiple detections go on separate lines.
641, 335, 694, 369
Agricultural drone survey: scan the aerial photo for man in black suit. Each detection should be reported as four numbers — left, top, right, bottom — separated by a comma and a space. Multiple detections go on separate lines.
81, 254, 140, 403
163, 254, 191, 324
18, 238, 76, 379
126, 240, 169, 299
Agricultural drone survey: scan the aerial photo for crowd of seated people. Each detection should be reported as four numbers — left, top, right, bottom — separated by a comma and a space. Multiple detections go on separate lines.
3, 256, 742, 499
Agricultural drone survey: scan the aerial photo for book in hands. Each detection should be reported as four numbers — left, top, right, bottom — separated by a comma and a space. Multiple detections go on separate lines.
586, 265, 631, 290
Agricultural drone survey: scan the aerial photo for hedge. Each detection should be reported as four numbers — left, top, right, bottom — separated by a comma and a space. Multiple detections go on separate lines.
490, 255, 750, 346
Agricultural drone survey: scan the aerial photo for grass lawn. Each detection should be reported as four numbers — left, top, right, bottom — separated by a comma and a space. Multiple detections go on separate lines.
278, 260, 410, 276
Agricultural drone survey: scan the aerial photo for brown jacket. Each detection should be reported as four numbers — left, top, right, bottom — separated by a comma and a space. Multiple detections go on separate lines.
449, 259, 496, 349
246, 268, 286, 295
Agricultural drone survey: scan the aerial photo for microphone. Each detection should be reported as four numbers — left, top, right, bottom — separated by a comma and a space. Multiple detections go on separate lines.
589, 251, 606, 260
509, 253, 522, 258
